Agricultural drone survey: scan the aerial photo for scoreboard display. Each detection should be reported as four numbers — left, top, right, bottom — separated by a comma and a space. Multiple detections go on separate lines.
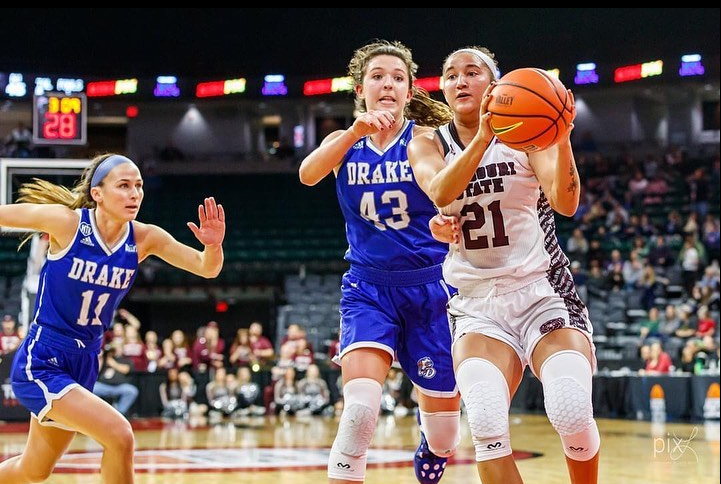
32, 92, 87, 145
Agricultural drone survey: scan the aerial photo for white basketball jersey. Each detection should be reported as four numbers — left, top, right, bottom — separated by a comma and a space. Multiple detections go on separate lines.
436, 124, 569, 296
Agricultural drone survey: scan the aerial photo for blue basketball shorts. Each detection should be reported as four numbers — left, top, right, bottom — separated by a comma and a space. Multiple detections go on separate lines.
338, 264, 458, 398
11, 324, 101, 427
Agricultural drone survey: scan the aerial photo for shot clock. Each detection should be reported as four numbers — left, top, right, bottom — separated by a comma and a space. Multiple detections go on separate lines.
32, 92, 87, 145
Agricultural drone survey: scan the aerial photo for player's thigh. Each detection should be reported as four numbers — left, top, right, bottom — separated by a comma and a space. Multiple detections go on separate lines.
47, 385, 134, 448
18, 418, 76, 473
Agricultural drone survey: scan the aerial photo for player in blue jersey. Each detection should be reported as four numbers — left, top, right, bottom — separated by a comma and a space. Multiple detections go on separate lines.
299, 39, 461, 484
0, 153, 225, 484
409, 47, 599, 484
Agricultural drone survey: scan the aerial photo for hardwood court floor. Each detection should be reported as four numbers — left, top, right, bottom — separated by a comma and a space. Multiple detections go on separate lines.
1, 412, 718, 483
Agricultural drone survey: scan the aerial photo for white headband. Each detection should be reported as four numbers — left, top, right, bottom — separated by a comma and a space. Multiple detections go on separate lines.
455, 49, 500, 80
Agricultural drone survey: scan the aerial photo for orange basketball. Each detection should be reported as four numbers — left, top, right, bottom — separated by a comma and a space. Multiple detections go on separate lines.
487, 67, 572, 152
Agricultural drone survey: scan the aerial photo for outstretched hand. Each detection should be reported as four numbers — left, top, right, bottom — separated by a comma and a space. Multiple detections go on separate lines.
187, 197, 226, 247
349, 110, 396, 138
429, 214, 460, 244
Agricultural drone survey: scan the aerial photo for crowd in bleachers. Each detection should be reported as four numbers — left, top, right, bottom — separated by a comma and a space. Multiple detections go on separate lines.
565, 146, 719, 373
1, 145, 720, 425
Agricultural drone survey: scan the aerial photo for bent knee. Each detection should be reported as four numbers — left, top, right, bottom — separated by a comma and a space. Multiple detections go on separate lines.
544, 377, 594, 436
102, 418, 135, 454
23, 466, 54, 483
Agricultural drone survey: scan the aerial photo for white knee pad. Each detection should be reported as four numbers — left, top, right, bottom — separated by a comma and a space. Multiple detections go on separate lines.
540, 350, 600, 461
419, 409, 461, 457
327, 378, 382, 481
456, 358, 512, 462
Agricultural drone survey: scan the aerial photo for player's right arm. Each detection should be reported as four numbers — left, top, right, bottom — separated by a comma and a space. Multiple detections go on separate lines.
298, 110, 396, 186
0, 204, 78, 249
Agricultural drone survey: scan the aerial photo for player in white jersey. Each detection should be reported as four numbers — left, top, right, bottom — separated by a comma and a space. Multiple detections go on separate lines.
408, 47, 599, 484
0, 153, 225, 484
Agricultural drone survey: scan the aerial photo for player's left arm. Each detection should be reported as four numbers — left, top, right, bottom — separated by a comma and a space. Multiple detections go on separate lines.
529, 90, 579, 217
136, 197, 225, 278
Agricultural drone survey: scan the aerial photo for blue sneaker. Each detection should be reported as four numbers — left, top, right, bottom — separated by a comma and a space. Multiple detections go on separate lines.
414, 410, 448, 484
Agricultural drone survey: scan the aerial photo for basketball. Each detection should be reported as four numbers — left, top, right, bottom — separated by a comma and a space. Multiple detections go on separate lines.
487, 67, 573, 152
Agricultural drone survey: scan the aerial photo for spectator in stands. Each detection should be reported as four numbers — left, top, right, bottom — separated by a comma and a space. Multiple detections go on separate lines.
566, 228, 589, 265
648, 235, 675, 269
122, 324, 148, 373
234, 366, 264, 416
631, 235, 650, 260
683, 212, 700, 238
159, 366, 194, 420
249, 321, 275, 366
679, 344, 697, 373
606, 202, 629, 236
229, 327, 254, 368
643, 173, 669, 206
702, 214, 720, 264
627, 169, 648, 212
105, 320, 126, 349
659, 304, 682, 337
622, 249, 645, 290
280, 322, 312, 353
158, 337, 179, 370
573, 193, 592, 223
293, 336, 315, 374
570, 261, 588, 302
586, 264, 608, 299
605, 261, 625, 292
622, 214, 643, 240
0, 314, 21, 355
639, 307, 663, 342
191, 321, 225, 373
639, 265, 666, 311
144, 330, 162, 373
642, 154, 660, 180
687, 167, 711, 220
92, 343, 139, 418
297, 363, 331, 416
586, 239, 605, 269
664, 210, 685, 238
168, 329, 193, 370
206, 366, 236, 424
264, 342, 297, 413
641, 340, 673, 374
274, 365, 301, 416
638, 343, 652, 369
673, 306, 697, 342
680, 235, 701, 296
698, 264, 720, 308
179, 370, 207, 426
695, 305, 716, 338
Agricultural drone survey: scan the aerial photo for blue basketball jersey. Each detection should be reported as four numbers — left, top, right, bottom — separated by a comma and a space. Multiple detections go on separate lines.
32, 208, 138, 342
336, 120, 447, 270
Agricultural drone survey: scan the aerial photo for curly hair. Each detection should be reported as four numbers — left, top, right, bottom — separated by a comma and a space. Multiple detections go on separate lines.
347, 39, 452, 128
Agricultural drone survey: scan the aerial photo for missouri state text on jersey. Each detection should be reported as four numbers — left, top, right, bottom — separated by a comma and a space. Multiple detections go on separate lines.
67, 257, 135, 289
458, 161, 517, 200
